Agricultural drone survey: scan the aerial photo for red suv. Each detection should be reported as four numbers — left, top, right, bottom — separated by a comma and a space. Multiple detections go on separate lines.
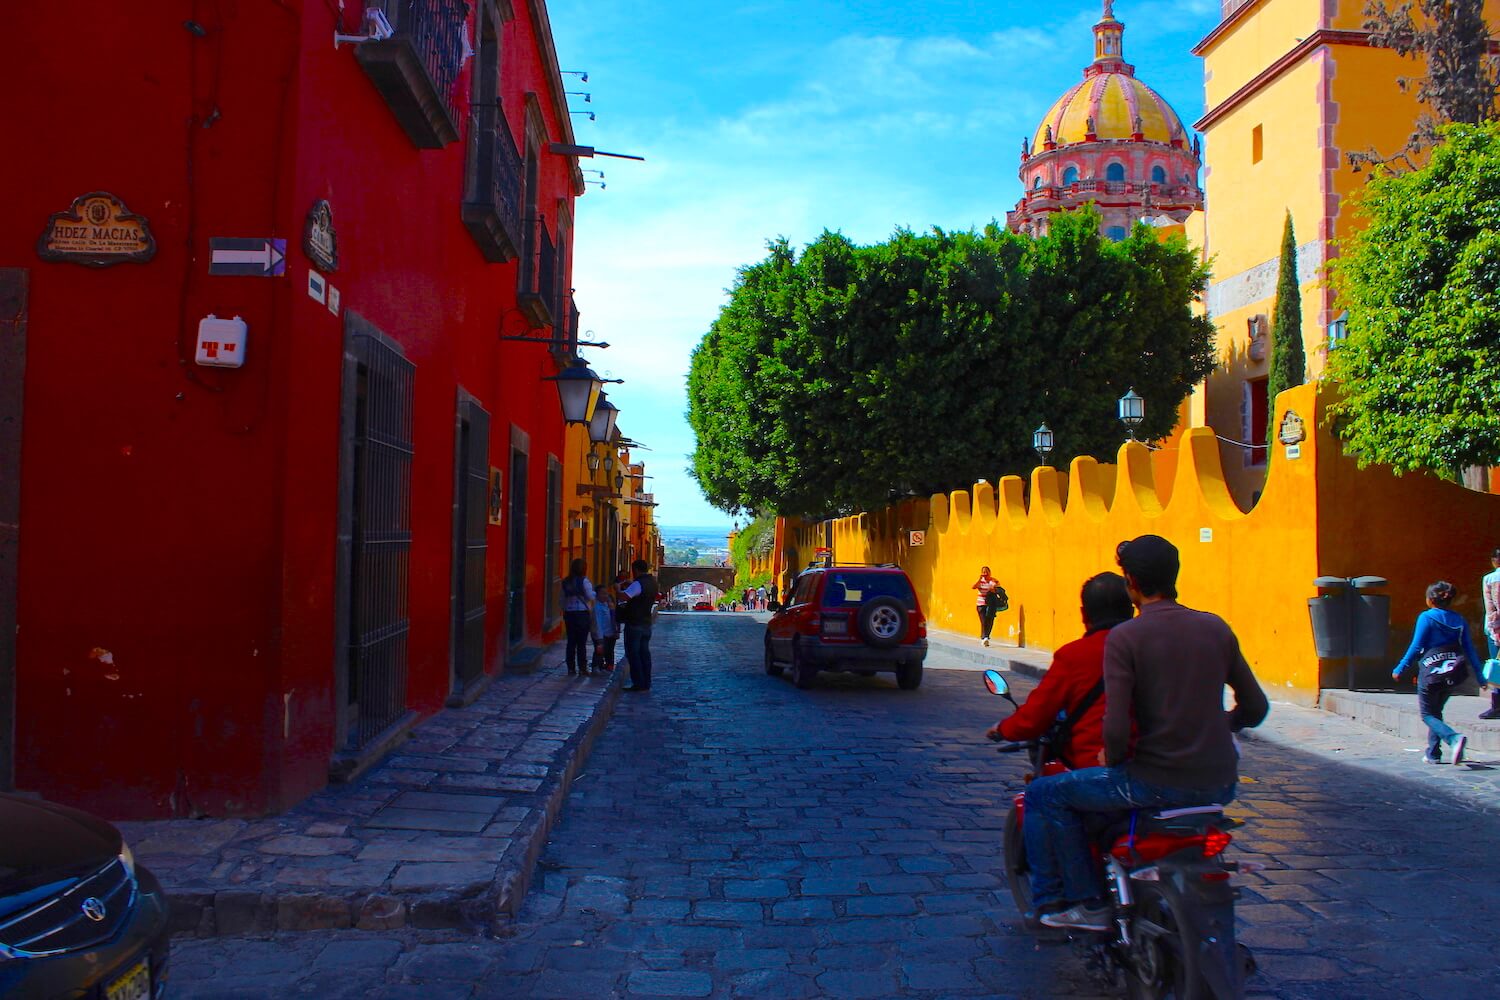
764, 565, 928, 689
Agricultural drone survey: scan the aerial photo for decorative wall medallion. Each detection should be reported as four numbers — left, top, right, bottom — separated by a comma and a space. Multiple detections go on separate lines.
37, 192, 156, 267
1278, 410, 1306, 446
303, 200, 339, 273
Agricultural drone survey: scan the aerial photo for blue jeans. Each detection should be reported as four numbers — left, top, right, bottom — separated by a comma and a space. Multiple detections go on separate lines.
1417, 680, 1460, 759
1023, 766, 1237, 908
624, 623, 653, 688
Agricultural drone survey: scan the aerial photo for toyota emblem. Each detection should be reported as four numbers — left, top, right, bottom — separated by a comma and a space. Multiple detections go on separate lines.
80, 897, 107, 922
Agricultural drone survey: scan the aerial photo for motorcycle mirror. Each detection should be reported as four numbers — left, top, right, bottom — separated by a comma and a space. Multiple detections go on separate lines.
983, 669, 1009, 697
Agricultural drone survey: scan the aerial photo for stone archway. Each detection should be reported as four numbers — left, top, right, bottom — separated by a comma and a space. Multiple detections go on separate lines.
657, 565, 737, 594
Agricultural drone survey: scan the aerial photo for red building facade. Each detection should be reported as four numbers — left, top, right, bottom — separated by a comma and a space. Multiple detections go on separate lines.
0, 1, 600, 818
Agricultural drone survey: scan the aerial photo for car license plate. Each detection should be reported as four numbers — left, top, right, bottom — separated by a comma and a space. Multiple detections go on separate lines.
105, 958, 151, 1000
821, 617, 848, 635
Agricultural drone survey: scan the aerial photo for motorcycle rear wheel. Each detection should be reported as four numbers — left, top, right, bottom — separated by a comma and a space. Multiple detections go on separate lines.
1002, 807, 1036, 927
1124, 881, 1208, 1000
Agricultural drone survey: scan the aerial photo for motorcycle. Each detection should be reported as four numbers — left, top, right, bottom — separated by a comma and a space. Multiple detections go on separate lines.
983, 668, 1257, 1000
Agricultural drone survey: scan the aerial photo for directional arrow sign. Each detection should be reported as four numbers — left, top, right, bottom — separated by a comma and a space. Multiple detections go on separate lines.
208, 238, 287, 276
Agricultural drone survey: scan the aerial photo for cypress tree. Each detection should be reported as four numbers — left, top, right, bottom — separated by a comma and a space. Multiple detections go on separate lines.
1266, 211, 1306, 450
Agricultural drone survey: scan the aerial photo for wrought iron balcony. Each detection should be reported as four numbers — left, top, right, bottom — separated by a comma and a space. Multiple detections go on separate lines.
461, 104, 524, 262
354, 0, 469, 149
518, 218, 556, 328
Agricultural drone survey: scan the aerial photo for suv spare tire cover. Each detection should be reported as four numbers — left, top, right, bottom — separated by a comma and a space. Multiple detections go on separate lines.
858, 596, 908, 648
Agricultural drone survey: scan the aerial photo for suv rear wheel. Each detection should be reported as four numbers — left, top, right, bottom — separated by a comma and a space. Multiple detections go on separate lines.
896, 660, 923, 690
764, 642, 783, 677
791, 641, 817, 689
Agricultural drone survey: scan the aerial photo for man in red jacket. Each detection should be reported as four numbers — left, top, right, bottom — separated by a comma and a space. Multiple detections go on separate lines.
986, 572, 1134, 924
986, 572, 1134, 770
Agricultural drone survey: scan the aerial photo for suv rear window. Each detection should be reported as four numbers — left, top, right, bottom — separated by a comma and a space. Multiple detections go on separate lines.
820, 572, 915, 608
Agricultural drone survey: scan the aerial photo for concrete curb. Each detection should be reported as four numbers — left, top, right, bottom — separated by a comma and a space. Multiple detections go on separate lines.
130, 645, 631, 939
492, 667, 623, 922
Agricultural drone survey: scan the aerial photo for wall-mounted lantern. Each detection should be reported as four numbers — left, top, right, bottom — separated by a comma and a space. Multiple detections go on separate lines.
548, 361, 603, 425
587, 394, 619, 444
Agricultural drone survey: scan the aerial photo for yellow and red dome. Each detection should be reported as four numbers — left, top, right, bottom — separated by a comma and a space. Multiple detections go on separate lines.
1033, 70, 1185, 147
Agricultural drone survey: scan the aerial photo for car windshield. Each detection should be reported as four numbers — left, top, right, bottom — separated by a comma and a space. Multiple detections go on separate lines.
820, 572, 915, 608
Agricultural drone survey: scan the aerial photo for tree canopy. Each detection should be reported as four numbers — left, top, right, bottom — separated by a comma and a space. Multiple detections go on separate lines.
1326, 122, 1500, 477
687, 209, 1217, 517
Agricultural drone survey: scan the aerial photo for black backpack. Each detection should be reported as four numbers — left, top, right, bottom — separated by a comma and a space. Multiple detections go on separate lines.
985, 586, 1009, 613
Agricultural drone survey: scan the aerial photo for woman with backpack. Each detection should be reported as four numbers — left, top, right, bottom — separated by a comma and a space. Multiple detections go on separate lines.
561, 558, 596, 676
1393, 580, 1484, 765
971, 566, 1004, 647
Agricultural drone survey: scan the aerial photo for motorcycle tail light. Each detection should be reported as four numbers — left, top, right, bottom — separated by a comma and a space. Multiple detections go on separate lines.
1202, 827, 1233, 857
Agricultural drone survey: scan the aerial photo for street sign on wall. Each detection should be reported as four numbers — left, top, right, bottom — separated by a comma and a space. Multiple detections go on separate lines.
909, 531, 926, 546
209, 238, 287, 276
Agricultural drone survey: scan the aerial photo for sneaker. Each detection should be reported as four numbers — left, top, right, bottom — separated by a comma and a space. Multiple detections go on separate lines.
1449, 734, 1467, 766
1478, 708, 1500, 720
1039, 901, 1112, 932
982, 637, 990, 647
1423, 755, 1442, 765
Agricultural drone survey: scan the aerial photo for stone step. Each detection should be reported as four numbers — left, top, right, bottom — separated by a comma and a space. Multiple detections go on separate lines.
116, 652, 625, 937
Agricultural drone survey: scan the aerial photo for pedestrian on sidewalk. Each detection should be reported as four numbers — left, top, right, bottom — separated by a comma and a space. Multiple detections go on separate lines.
591, 573, 623, 672
1480, 548, 1500, 720
971, 566, 1003, 646
561, 559, 596, 676
756, 584, 767, 610
1393, 580, 1482, 765
620, 559, 658, 692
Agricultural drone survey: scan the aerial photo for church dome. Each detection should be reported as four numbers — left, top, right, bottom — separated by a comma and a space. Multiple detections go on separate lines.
1006, 2, 1203, 239
1033, 71, 1186, 148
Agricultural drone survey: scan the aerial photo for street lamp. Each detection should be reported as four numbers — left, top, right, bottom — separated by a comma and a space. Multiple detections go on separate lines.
587, 394, 619, 445
1032, 422, 1054, 466
614, 470, 625, 492
1118, 388, 1145, 441
547, 361, 603, 425
604, 453, 614, 473
586, 450, 600, 473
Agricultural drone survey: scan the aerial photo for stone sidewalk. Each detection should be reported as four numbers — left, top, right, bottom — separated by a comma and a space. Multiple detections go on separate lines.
117, 645, 624, 938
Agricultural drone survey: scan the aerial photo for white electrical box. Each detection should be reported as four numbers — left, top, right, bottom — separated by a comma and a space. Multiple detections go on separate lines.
196, 314, 247, 368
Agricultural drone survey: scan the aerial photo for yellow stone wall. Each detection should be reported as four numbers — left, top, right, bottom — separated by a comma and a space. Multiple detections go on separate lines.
781, 384, 1500, 705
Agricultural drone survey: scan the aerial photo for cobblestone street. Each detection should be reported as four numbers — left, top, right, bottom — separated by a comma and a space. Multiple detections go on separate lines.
169, 613, 1500, 999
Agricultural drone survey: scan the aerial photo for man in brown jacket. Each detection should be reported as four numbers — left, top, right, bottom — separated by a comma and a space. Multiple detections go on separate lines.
1028, 534, 1269, 932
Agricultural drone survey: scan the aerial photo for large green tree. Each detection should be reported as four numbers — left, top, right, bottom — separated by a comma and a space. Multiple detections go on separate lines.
688, 209, 1217, 516
1326, 122, 1500, 476
1266, 212, 1306, 449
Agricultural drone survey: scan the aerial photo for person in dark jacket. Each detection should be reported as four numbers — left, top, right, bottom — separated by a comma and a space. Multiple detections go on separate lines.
1393, 580, 1482, 765
619, 559, 658, 691
1027, 535, 1269, 932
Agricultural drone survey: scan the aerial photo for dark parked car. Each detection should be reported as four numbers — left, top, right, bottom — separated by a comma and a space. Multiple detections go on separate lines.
0, 794, 170, 999
764, 565, 928, 689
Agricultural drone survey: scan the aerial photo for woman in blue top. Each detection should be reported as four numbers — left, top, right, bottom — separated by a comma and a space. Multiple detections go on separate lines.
1392, 581, 1482, 765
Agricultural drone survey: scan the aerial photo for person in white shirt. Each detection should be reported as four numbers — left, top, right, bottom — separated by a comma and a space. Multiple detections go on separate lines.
1480, 547, 1500, 720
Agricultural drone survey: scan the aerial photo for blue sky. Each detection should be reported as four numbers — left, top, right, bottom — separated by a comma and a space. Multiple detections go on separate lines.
550, 1, 1223, 530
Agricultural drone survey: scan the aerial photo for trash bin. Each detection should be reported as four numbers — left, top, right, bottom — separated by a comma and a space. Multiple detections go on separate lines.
1307, 591, 1390, 658
1308, 576, 1390, 689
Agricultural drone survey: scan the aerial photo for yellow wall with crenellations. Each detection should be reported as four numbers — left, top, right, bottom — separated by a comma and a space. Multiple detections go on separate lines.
780, 384, 1500, 705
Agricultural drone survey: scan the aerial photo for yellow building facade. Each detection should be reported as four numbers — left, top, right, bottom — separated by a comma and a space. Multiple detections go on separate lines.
1192, 0, 1500, 508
